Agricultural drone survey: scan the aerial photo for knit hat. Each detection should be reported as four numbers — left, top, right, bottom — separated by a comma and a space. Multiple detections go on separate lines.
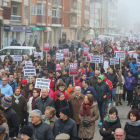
55, 133, 70, 140
60, 106, 70, 117
22, 79, 27, 85
98, 75, 104, 81
1, 96, 12, 107
56, 64, 62, 71
0, 125, 6, 134
20, 125, 33, 138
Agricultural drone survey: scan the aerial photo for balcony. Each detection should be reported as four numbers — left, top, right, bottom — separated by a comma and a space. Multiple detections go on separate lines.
71, 6, 81, 14
52, 18, 61, 26
36, 15, 46, 26
70, 22, 78, 28
52, 0, 62, 8
11, 15, 21, 22
1, 6, 11, 20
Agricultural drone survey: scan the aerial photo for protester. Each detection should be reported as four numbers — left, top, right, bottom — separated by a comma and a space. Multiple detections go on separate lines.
0, 125, 9, 140
84, 67, 94, 80
48, 70, 55, 92
67, 83, 75, 98
38, 67, 48, 78
31, 76, 36, 87
75, 73, 86, 87
56, 70, 65, 82
21, 79, 27, 90
63, 69, 73, 87
16, 76, 22, 88
129, 58, 138, 78
4, 52, 13, 64
114, 128, 125, 140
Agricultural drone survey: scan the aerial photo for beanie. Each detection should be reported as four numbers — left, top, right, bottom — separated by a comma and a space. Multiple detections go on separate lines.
98, 75, 104, 81
60, 106, 70, 117
55, 133, 70, 140
22, 79, 27, 85
20, 125, 33, 138
1, 96, 12, 107
0, 125, 6, 134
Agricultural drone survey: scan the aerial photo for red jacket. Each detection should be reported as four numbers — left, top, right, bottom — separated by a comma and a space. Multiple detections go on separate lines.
49, 76, 55, 92
75, 79, 83, 87
53, 90, 68, 101
113, 48, 119, 52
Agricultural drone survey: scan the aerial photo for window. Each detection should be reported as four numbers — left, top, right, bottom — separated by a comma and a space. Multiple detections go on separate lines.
24, 6, 27, 18
23, 49, 30, 55
1, 49, 12, 55
48, 9, 52, 17
13, 49, 22, 55
43, 5, 46, 15
37, 4, 46, 15
31, 5, 36, 15
52, 8, 61, 18
12, 5, 18, 15
0, 0, 2, 5
3, 2, 8, 6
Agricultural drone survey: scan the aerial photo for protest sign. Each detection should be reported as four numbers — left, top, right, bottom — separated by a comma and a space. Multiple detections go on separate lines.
13, 55, 22, 61
34, 52, 42, 57
44, 43, 50, 51
25, 61, 32, 66
63, 49, 69, 57
104, 61, 109, 68
56, 53, 64, 60
116, 51, 125, 59
84, 47, 89, 56
128, 51, 135, 57
24, 66, 36, 76
133, 53, 137, 59
69, 63, 78, 76
87, 53, 93, 62
35, 78, 50, 89
137, 59, 140, 66
110, 58, 119, 65
90, 55, 103, 63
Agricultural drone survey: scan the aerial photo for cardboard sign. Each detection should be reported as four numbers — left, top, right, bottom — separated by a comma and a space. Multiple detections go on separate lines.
104, 61, 109, 68
35, 78, 50, 89
110, 58, 119, 65
87, 53, 93, 62
24, 66, 36, 76
116, 51, 125, 59
63, 49, 69, 57
84, 47, 89, 56
69, 63, 78, 76
56, 53, 64, 60
133, 53, 137, 59
25, 61, 32, 66
13, 55, 22, 61
128, 51, 135, 57
34, 52, 42, 57
90, 55, 103, 63
44, 43, 50, 51
137, 59, 140, 66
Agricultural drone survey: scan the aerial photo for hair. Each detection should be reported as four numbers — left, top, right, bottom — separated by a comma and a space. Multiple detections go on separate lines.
41, 88, 48, 92
56, 70, 62, 74
110, 68, 116, 74
127, 109, 140, 121
83, 80, 89, 85
0, 110, 7, 124
33, 88, 40, 94
109, 107, 118, 116
58, 82, 65, 88
14, 87, 21, 93
81, 73, 86, 76
75, 86, 81, 92
49, 70, 54, 74
129, 71, 133, 75
55, 79, 67, 91
103, 73, 107, 78
5, 68, 9, 71
85, 94, 94, 102
32, 76, 37, 79
45, 106, 56, 116
31, 109, 42, 119
125, 64, 129, 68
2, 77, 8, 82
57, 91, 64, 98
95, 70, 101, 74
8, 73, 14, 78
65, 69, 69, 73
23, 83, 33, 99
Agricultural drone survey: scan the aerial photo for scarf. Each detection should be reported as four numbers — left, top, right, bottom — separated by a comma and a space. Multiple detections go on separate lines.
80, 102, 93, 116
14, 94, 22, 104
128, 120, 140, 126
32, 95, 39, 110
117, 75, 123, 90
45, 116, 53, 125
106, 116, 117, 123
67, 87, 75, 97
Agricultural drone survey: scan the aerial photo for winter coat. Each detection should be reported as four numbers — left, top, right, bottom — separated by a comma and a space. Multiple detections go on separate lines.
8, 81, 18, 93
129, 62, 138, 74
95, 82, 111, 103
0, 93, 4, 110
124, 120, 140, 140
48, 89, 54, 98
35, 96, 55, 115
78, 102, 99, 139
53, 90, 68, 101
21, 90, 33, 102
49, 76, 55, 92
89, 76, 98, 88
70, 93, 85, 124
81, 86, 97, 101
107, 73, 118, 88
0, 84, 13, 96
75, 79, 83, 87
53, 118, 77, 140
136, 71, 140, 85
11, 94, 27, 124
84, 71, 94, 80
124, 69, 130, 79
4, 55, 13, 64
38, 72, 48, 78
55, 99, 73, 119
100, 117, 121, 140
125, 76, 136, 90
132, 91, 140, 111
116, 75, 125, 94
63, 74, 73, 87
2, 107, 19, 138
2, 123, 9, 135
46, 61, 55, 71
56, 75, 65, 83
30, 121, 54, 140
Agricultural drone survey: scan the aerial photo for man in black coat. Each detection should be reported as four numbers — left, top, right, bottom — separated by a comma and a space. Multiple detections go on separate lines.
63, 69, 73, 87
56, 70, 65, 83
4, 52, 13, 64
44, 57, 55, 71
53, 106, 77, 140
38, 67, 48, 78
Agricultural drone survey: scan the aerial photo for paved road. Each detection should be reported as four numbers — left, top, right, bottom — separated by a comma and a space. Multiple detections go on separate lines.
93, 102, 130, 140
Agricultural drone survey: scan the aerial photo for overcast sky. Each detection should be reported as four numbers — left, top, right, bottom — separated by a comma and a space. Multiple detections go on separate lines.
117, 0, 140, 32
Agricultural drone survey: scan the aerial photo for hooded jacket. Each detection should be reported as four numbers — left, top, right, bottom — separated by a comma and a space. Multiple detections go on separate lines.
125, 76, 136, 90
129, 61, 138, 74
8, 81, 18, 93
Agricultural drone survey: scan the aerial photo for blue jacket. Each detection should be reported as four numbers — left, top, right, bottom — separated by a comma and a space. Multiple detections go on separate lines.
0, 83, 13, 96
81, 86, 97, 101
129, 62, 138, 74
0, 78, 2, 85
125, 76, 136, 90
8, 81, 18, 93
84, 72, 94, 80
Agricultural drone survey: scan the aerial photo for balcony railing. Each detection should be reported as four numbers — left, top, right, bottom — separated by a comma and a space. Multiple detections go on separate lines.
52, 18, 61, 24
11, 15, 21, 21
52, 0, 62, 6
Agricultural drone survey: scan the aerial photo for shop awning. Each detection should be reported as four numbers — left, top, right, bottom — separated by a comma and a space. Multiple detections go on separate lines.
44, 27, 52, 32
30, 27, 43, 31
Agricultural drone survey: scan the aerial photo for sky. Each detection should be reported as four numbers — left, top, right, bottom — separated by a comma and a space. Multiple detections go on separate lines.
117, 0, 140, 32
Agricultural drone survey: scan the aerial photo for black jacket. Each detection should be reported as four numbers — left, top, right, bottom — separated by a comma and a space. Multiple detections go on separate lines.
56, 75, 65, 83
107, 73, 118, 88
136, 71, 140, 85
63, 74, 73, 87
4, 55, 13, 64
30, 121, 54, 140
46, 61, 55, 71
124, 69, 130, 79
55, 99, 73, 119
35, 96, 55, 115
53, 118, 77, 140
0, 93, 4, 110
132, 91, 140, 112
38, 72, 48, 78
124, 121, 140, 140
2, 107, 19, 137
100, 117, 121, 140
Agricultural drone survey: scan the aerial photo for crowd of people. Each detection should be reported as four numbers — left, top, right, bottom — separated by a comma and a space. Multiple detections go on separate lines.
0, 39, 140, 140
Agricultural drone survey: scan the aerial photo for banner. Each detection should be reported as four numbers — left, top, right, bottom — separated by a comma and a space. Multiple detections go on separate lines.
44, 43, 50, 51
87, 53, 93, 62
104, 61, 109, 68
56, 53, 64, 60
25, 61, 32, 66
133, 53, 137, 59
63, 49, 69, 57
34, 52, 42, 57
24, 66, 36, 76
128, 51, 135, 57
110, 58, 119, 65
35, 78, 50, 89
84, 47, 89, 56
69, 63, 78, 76
13, 55, 22, 61
116, 51, 125, 59
90, 55, 103, 63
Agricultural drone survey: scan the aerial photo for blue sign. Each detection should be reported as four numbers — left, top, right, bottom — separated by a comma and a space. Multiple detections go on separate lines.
4, 25, 10, 32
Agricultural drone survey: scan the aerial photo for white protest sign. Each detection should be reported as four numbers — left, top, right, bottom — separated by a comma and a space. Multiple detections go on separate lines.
56, 53, 64, 60
23, 66, 36, 76
13, 55, 22, 61
90, 55, 103, 63
25, 61, 32, 66
34, 52, 42, 57
137, 59, 140, 66
116, 51, 125, 59
35, 78, 50, 89
133, 53, 137, 59
104, 61, 109, 68
110, 58, 119, 65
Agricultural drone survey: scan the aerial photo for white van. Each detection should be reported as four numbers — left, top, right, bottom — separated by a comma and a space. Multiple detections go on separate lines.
0, 46, 36, 62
